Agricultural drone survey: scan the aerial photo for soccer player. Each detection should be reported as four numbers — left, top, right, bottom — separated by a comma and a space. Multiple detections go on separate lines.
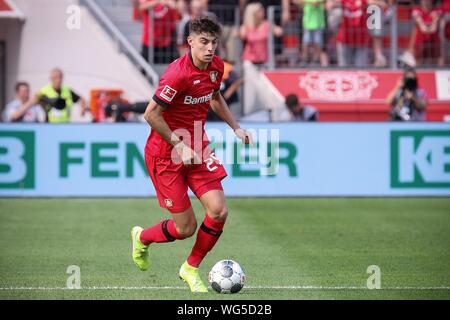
131, 17, 253, 293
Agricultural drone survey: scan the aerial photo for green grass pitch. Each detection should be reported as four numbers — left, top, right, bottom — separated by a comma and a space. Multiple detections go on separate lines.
0, 198, 449, 300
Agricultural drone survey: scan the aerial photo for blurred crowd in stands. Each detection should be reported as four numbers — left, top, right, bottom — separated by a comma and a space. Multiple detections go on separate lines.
4, 0, 447, 124
3, 69, 88, 124
131, 0, 449, 68
2, 63, 430, 124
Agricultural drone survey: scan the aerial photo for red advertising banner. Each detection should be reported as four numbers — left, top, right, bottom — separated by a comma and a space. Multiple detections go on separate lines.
263, 70, 450, 121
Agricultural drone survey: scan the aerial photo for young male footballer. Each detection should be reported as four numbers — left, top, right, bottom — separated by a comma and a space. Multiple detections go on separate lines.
131, 17, 253, 293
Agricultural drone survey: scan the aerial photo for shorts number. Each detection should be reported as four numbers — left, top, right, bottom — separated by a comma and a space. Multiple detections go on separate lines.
205, 153, 220, 172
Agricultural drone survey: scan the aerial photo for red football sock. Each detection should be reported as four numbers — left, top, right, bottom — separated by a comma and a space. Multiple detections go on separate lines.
187, 214, 225, 268
140, 219, 183, 245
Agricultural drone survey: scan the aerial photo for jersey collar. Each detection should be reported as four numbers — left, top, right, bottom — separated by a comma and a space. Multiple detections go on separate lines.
188, 51, 211, 70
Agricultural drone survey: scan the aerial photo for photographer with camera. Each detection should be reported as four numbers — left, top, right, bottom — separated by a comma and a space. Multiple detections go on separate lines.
15, 68, 87, 123
386, 67, 428, 122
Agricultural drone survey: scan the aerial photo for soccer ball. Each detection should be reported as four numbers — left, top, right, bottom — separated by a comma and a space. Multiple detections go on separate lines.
208, 259, 246, 294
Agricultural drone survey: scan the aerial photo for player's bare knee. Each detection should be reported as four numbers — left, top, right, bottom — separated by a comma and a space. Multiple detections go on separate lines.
210, 206, 228, 221
186, 220, 198, 237
181, 227, 196, 238
175, 227, 190, 239
176, 221, 197, 238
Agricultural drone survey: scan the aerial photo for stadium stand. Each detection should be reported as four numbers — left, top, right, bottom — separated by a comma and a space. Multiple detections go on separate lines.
1, 0, 448, 122
94, 0, 143, 53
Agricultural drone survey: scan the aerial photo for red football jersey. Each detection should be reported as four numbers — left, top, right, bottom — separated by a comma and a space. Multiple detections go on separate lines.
337, 0, 370, 46
146, 52, 224, 158
412, 5, 442, 43
140, 2, 178, 47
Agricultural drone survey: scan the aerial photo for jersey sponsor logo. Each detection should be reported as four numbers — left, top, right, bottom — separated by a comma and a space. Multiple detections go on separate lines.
210, 71, 218, 83
193, 80, 201, 85
160, 85, 177, 102
184, 91, 214, 104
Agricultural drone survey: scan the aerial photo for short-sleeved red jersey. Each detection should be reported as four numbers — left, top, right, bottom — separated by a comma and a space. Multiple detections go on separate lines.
146, 52, 224, 158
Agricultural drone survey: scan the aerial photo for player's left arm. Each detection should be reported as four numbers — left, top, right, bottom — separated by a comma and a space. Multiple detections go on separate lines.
210, 91, 253, 145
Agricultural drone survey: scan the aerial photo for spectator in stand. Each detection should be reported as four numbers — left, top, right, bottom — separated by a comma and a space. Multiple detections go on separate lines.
285, 93, 319, 121
243, 0, 289, 55
369, 0, 395, 67
325, 0, 342, 32
16, 68, 87, 123
240, 2, 283, 66
139, 0, 180, 64
439, 0, 450, 66
405, 0, 441, 66
207, 0, 240, 63
130, 0, 141, 20
324, 0, 342, 65
282, 0, 329, 67
207, 60, 244, 121
2, 82, 46, 123
336, 0, 371, 67
386, 66, 428, 122
246, 0, 290, 20
244, 0, 291, 24
177, 0, 217, 56
297, 0, 327, 66
282, 0, 297, 25
400, 0, 442, 66
244, 0, 290, 57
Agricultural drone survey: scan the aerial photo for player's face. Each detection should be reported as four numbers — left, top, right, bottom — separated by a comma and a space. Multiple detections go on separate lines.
188, 32, 218, 65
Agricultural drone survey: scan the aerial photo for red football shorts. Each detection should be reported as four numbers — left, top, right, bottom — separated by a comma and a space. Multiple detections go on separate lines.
145, 153, 227, 213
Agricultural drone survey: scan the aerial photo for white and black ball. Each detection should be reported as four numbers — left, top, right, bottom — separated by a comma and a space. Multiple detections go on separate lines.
208, 260, 245, 294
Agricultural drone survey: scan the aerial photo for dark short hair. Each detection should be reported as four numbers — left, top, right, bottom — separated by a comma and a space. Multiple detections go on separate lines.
285, 93, 299, 110
15, 81, 29, 92
189, 17, 222, 37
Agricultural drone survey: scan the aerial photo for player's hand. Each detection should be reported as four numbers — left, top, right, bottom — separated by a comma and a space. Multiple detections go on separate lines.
234, 128, 254, 146
174, 141, 201, 165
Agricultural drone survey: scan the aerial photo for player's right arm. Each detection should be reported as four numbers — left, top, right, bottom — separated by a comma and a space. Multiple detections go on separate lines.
143, 100, 200, 164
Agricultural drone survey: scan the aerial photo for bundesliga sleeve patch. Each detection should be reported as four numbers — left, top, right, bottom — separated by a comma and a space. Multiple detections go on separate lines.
159, 85, 177, 102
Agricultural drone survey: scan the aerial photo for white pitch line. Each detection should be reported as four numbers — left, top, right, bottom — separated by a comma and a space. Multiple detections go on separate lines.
0, 285, 450, 291
247, 285, 450, 290
0, 286, 185, 291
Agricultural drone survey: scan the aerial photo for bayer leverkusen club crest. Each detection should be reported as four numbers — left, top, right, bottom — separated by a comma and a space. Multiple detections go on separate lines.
210, 71, 218, 83
164, 198, 173, 207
